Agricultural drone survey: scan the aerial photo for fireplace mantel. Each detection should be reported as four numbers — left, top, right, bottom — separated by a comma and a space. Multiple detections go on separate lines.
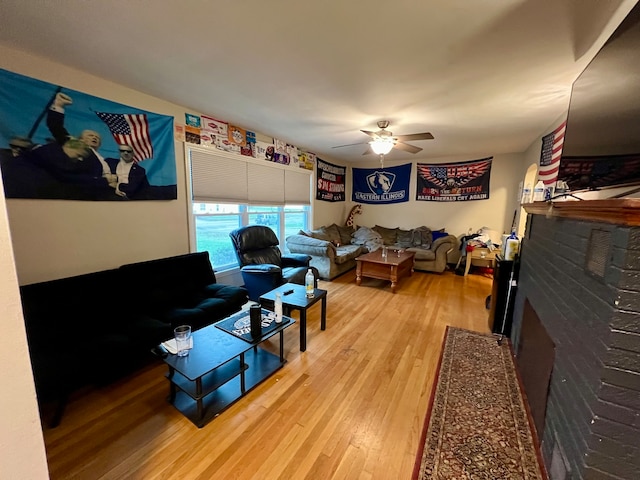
522, 198, 640, 226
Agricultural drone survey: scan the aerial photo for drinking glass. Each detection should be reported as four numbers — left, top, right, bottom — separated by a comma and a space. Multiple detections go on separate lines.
174, 325, 191, 357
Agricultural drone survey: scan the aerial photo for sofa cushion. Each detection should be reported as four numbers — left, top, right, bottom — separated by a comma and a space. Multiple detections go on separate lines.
407, 247, 436, 261
372, 225, 398, 245
332, 223, 355, 245
411, 226, 432, 248
322, 224, 342, 245
307, 228, 333, 242
334, 244, 362, 264
396, 228, 413, 248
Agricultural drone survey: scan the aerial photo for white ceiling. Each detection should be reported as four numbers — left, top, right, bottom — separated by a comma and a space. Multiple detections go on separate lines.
0, 0, 637, 163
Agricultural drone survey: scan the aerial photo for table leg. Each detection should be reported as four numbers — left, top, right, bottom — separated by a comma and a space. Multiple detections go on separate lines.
356, 262, 362, 286
279, 330, 284, 362
196, 378, 203, 422
321, 295, 327, 331
390, 265, 398, 293
168, 366, 176, 403
240, 352, 246, 394
300, 309, 307, 352
464, 253, 472, 276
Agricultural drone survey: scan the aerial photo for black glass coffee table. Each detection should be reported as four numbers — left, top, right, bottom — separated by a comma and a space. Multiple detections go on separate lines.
259, 283, 327, 352
160, 309, 294, 427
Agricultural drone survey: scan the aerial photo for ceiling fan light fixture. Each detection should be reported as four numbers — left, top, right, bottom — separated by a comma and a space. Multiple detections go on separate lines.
370, 138, 394, 155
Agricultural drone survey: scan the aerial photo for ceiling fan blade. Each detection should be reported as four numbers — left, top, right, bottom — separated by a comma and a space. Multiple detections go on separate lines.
394, 132, 434, 142
394, 142, 422, 154
362, 145, 374, 155
360, 130, 379, 138
332, 141, 369, 149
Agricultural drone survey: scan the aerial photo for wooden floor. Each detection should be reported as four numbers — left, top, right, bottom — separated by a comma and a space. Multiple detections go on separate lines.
42, 269, 494, 480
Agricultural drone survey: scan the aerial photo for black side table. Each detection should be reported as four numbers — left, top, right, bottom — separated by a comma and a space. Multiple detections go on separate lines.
259, 283, 327, 352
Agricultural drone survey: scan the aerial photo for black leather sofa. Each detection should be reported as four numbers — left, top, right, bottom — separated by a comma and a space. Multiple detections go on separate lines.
20, 252, 248, 426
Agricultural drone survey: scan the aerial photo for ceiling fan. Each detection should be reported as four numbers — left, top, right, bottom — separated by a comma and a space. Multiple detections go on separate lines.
332, 120, 434, 156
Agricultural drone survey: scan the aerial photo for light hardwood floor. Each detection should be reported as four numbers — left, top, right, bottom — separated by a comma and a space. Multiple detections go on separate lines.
42, 269, 494, 479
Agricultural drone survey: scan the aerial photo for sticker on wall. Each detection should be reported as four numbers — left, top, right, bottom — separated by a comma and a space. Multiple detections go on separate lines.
246, 131, 256, 144
254, 140, 275, 161
174, 124, 186, 142
185, 125, 201, 144
240, 142, 255, 157
299, 151, 315, 170
199, 131, 217, 148
201, 115, 228, 136
185, 113, 201, 128
287, 143, 299, 165
274, 152, 290, 165
228, 125, 247, 147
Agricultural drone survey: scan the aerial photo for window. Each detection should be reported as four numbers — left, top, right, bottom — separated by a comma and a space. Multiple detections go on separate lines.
187, 145, 312, 271
193, 203, 310, 271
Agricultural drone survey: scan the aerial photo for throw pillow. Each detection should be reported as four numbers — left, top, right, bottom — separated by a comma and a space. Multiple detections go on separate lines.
396, 228, 413, 248
334, 224, 355, 245
372, 225, 398, 245
432, 230, 449, 241
307, 228, 332, 242
323, 224, 342, 245
411, 226, 432, 248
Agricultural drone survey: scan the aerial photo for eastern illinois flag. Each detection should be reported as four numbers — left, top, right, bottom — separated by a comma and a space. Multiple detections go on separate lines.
352, 163, 411, 204
538, 120, 567, 185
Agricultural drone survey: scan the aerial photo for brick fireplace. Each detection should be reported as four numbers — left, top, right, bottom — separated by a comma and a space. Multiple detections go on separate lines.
511, 200, 640, 480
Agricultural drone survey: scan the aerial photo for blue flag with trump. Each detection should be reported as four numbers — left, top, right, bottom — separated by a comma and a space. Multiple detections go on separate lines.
352, 163, 411, 204
0, 68, 176, 201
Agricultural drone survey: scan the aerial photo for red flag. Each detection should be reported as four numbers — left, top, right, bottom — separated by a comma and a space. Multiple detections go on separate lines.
538, 121, 566, 185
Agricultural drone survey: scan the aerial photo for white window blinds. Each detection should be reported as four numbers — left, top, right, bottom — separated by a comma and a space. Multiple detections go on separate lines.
189, 147, 311, 205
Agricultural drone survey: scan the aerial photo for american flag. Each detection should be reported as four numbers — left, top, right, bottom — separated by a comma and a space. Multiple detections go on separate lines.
538, 120, 567, 186
95, 112, 153, 162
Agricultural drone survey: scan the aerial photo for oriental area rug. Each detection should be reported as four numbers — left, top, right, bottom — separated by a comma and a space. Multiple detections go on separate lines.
413, 327, 546, 480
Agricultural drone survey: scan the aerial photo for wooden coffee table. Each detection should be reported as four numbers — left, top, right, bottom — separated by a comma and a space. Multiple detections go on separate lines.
355, 249, 415, 293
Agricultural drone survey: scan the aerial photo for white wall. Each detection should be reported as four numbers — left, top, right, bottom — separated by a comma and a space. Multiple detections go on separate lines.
0, 189, 49, 478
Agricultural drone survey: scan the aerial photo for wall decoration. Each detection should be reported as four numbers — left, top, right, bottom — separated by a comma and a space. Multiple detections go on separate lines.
185, 125, 201, 144
352, 163, 411, 204
201, 115, 228, 136
174, 124, 185, 142
0, 68, 176, 201
287, 143, 299, 165
299, 151, 315, 170
273, 152, 290, 165
416, 157, 492, 202
185, 113, 201, 128
274, 138, 287, 153
254, 140, 275, 161
246, 131, 256, 143
199, 131, 217, 148
538, 121, 566, 186
228, 125, 247, 147
316, 158, 345, 202
240, 142, 254, 157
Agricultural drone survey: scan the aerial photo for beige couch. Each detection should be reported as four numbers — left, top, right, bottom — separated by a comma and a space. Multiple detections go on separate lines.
286, 224, 458, 280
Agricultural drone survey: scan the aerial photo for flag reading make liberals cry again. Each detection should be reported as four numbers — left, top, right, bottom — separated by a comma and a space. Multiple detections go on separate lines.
416, 157, 492, 202
0, 68, 176, 201
352, 163, 411, 204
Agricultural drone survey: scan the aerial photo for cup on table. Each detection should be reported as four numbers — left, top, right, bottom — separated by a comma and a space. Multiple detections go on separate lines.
174, 325, 191, 357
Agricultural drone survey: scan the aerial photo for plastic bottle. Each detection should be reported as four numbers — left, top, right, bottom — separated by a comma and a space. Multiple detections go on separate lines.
305, 268, 315, 298
274, 293, 283, 323
504, 230, 520, 261
521, 183, 532, 204
532, 180, 545, 202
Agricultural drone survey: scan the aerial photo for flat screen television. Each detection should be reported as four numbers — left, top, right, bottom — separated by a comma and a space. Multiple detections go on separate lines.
558, 3, 640, 192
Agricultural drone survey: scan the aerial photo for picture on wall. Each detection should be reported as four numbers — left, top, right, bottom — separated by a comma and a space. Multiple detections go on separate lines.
352, 163, 411, 204
0, 68, 177, 201
416, 157, 492, 202
316, 158, 345, 202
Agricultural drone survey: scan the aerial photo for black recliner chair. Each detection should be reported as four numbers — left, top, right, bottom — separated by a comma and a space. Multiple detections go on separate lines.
230, 225, 318, 301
